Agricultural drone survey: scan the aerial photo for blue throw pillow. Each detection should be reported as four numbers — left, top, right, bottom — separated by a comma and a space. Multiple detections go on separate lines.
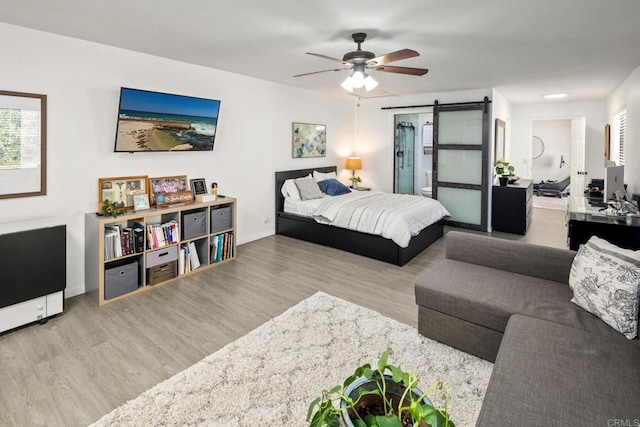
318, 178, 351, 196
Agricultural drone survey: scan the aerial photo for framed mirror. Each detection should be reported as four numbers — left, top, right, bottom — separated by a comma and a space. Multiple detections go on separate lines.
0, 90, 47, 199
532, 135, 545, 159
494, 118, 505, 162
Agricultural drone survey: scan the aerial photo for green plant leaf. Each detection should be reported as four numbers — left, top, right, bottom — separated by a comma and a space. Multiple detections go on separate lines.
375, 415, 403, 427
353, 419, 368, 427
363, 366, 375, 379
307, 397, 321, 422
328, 385, 342, 394
378, 348, 391, 371
364, 414, 379, 427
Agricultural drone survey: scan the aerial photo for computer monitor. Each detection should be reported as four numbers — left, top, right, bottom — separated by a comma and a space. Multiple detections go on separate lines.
604, 165, 625, 201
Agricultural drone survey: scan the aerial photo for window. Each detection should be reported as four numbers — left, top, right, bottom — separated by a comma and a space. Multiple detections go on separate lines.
612, 109, 626, 165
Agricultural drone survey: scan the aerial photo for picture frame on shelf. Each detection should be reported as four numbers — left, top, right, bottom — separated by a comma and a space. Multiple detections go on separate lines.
0, 90, 47, 200
133, 193, 150, 211
292, 122, 326, 158
190, 178, 208, 196
98, 175, 148, 211
148, 175, 191, 206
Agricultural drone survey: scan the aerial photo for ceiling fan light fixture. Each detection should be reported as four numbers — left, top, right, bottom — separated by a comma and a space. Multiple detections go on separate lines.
341, 76, 354, 92
351, 70, 365, 88
364, 75, 378, 91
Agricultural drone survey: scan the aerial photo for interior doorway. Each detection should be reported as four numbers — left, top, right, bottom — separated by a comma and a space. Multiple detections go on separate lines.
530, 117, 586, 209
393, 113, 433, 196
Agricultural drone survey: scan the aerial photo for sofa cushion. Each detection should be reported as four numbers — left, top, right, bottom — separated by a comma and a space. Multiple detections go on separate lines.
445, 231, 576, 284
477, 314, 640, 427
415, 258, 621, 338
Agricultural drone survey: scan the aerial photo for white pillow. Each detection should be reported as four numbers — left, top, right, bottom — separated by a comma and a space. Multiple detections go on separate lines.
281, 174, 311, 201
569, 236, 640, 339
313, 170, 337, 182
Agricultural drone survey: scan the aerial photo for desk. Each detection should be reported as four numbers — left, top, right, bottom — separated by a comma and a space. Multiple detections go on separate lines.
567, 197, 640, 250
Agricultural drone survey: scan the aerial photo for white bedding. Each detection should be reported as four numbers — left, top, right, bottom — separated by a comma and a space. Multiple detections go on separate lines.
284, 191, 450, 248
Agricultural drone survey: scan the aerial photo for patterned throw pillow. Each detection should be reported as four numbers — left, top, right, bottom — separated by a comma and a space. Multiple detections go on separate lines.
294, 177, 324, 201
570, 236, 640, 339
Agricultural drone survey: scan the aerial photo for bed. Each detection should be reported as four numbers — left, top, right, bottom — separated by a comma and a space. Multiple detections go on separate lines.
275, 166, 447, 266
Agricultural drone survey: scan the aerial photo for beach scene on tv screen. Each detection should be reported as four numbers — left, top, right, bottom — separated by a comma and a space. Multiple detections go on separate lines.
115, 88, 220, 151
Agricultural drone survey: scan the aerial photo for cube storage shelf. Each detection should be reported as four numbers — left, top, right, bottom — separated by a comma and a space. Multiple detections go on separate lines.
85, 197, 236, 305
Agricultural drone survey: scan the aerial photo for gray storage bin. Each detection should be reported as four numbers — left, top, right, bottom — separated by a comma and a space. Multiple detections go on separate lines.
146, 245, 178, 268
211, 206, 232, 233
105, 260, 139, 300
182, 209, 207, 240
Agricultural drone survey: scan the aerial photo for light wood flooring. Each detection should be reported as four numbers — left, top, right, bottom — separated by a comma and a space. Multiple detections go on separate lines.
0, 207, 567, 426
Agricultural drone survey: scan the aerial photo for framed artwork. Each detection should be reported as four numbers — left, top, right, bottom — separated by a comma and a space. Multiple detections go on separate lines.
494, 118, 506, 163
292, 122, 326, 158
133, 194, 150, 211
148, 175, 191, 205
98, 175, 148, 211
0, 90, 47, 199
190, 178, 208, 196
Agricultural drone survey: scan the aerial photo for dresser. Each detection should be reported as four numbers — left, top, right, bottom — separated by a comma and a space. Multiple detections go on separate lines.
492, 179, 533, 235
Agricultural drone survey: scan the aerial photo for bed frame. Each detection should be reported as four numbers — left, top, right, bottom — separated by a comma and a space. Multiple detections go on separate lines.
275, 166, 443, 266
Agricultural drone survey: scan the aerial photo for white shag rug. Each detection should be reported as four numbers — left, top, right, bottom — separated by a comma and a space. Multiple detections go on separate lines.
91, 292, 493, 426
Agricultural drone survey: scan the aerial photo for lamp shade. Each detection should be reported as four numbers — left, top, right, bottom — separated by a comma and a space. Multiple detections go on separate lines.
346, 157, 362, 170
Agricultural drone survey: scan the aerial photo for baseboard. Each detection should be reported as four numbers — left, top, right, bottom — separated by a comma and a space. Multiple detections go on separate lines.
237, 230, 273, 246
65, 285, 86, 299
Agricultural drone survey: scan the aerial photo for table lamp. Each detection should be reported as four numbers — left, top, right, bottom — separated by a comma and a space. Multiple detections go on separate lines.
346, 157, 362, 189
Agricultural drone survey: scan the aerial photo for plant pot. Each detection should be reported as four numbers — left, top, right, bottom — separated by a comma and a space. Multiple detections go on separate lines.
352, 182, 359, 190
498, 177, 509, 186
340, 375, 436, 427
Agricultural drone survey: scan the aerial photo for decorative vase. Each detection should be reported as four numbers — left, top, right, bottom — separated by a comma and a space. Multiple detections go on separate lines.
352, 181, 358, 190
498, 177, 509, 186
340, 375, 435, 427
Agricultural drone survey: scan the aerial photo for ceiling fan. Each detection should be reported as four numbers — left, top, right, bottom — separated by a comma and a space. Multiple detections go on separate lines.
294, 32, 429, 92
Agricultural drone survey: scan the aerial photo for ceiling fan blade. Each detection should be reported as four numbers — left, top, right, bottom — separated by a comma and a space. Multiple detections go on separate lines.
372, 65, 429, 76
368, 49, 419, 65
293, 68, 351, 78
306, 52, 348, 64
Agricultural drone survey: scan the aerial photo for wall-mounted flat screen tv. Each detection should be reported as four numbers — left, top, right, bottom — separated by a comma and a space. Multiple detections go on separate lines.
114, 87, 221, 152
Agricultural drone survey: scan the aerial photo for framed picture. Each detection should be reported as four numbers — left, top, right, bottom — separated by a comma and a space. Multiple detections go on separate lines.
133, 194, 150, 211
494, 118, 506, 163
292, 122, 326, 158
190, 178, 208, 196
0, 90, 47, 199
148, 175, 191, 205
98, 175, 148, 211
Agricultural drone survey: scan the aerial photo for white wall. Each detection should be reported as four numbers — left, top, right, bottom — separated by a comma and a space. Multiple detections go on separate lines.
531, 120, 572, 181
0, 23, 354, 297
606, 64, 640, 194
511, 100, 605, 181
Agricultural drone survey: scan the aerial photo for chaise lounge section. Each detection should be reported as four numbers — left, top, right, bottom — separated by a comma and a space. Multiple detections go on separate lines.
415, 231, 640, 426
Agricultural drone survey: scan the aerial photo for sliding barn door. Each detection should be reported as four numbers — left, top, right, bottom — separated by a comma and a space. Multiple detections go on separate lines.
433, 99, 490, 231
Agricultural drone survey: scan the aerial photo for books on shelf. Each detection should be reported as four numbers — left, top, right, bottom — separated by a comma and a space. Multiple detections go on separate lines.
104, 221, 147, 260
146, 220, 179, 249
210, 232, 234, 263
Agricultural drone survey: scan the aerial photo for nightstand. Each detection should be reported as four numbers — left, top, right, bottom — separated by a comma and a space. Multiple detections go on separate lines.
351, 186, 371, 191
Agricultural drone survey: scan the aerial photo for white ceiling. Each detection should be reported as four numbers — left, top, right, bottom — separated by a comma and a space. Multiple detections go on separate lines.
1, 0, 640, 104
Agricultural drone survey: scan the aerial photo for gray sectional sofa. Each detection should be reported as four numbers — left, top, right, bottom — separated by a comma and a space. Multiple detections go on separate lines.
415, 231, 640, 426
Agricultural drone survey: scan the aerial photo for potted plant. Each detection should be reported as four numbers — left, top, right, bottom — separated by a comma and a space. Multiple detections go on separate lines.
99, 199, 127, 218
307, 348, 454, 427
349, 175, 362, 190
494, 160, 515, 186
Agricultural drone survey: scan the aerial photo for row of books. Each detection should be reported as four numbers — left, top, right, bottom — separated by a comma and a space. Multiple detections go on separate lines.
178, 242, 201, 275
147, 220, 179, 249
104, 223, 145, 260
211, 232, 234, 263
